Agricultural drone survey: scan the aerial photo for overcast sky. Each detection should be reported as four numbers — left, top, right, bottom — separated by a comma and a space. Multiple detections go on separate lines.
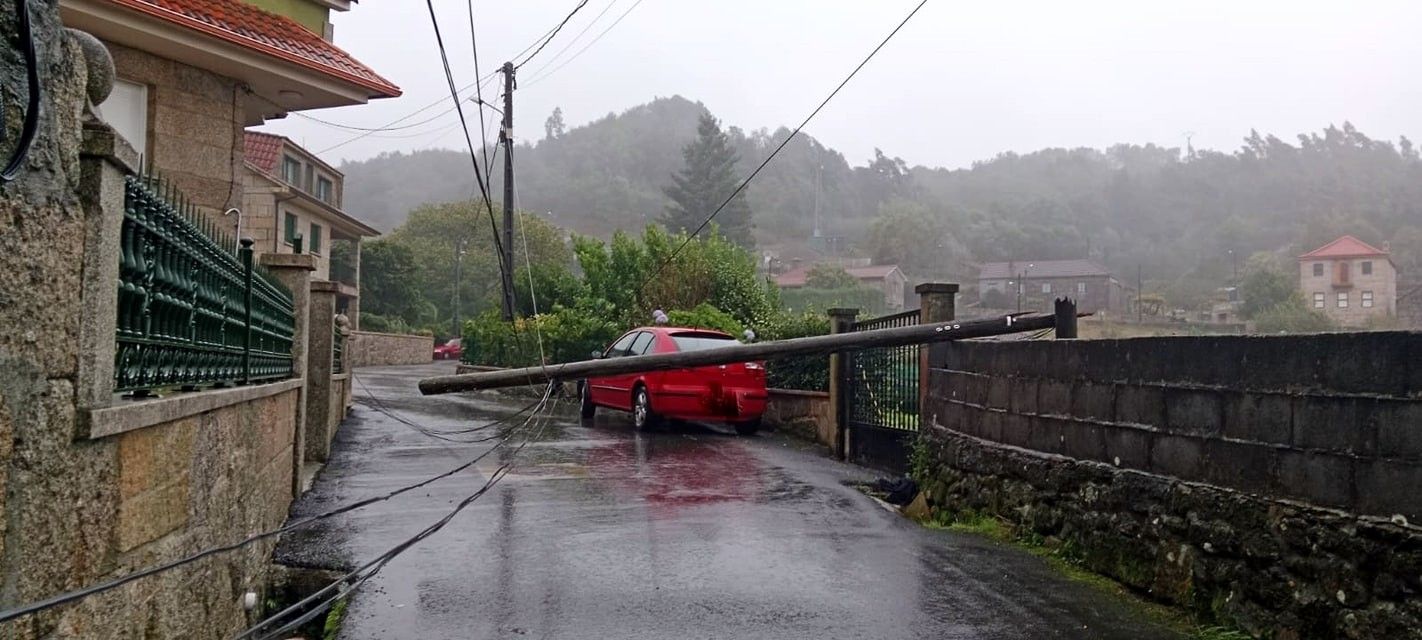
256, 0, 1422, 169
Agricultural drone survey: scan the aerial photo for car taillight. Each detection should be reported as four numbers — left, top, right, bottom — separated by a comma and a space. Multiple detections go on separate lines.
744, 361, 764, 370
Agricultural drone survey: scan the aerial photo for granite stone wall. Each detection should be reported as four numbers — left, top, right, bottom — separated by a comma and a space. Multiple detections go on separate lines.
920, 333, 1422, 639
347, 330, 433, 368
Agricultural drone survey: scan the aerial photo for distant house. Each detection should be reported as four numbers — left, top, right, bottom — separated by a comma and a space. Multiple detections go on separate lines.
1298, 235, 1396, 326
244, 131, 379, 326
976, 259, 1128, 314
775, 264, 909, 310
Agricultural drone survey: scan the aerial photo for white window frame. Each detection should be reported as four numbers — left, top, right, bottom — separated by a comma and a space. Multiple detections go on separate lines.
1337, 292, 1348, 308
1312, 292, 1325, 309
1077, 282, 1087, 294
1362, 291, 1374, 308
1040, 283, 1051, 294
97, 79, 149, 159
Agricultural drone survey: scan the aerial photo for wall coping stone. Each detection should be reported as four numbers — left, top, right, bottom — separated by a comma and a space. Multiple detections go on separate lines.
351, 330, 434, 340
332, 373, 349, 381
915, 282, 960, 294
258, 253, 317, 270
310, 280, 342, 293
80, 379, 303, 439
768, 388, 830, 398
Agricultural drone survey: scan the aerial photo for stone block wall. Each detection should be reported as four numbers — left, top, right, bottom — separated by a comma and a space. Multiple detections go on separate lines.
346, 330, 434, 368
920, 332, 1422, 639
764, 389, 834, 448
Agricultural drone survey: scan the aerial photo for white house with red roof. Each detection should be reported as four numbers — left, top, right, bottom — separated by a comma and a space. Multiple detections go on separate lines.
1298, 235, 1396, 326
62, 0, 398, 217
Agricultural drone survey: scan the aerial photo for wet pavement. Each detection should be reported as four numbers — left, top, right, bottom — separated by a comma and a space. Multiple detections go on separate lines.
276, 363, 1182, 640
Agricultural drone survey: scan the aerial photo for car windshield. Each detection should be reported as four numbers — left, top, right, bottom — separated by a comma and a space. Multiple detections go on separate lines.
669, 332, 737, 352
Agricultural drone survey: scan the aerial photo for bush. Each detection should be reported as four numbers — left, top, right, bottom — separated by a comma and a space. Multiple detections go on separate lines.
360, 312, 412, 334
463, 299, 623, 367
758, 311, 830, 391
666, 303, 744, 336
1252, 296, 1336, 334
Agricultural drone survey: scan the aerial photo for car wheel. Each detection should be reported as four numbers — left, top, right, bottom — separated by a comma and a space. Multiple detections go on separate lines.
579, 382, 596, 419
632, 386, 658, 432
733, 418, 762, 436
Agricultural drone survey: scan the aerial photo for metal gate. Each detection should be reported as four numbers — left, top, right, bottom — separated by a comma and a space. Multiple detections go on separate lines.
843, 308, 920, 473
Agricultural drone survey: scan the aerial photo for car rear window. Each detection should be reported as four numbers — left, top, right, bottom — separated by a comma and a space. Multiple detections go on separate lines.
669, 332, 737, 352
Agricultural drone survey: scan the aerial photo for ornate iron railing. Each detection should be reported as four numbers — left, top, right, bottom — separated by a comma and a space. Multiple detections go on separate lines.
114, 170, 295, 395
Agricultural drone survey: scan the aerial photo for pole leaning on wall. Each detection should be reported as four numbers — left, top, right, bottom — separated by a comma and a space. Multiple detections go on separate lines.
420, 311, 1077, 395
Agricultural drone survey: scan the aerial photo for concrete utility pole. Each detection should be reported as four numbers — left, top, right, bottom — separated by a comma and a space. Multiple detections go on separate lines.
453, 238, 467, 337
499, 61, 517, 322
419, 310, 1078, 394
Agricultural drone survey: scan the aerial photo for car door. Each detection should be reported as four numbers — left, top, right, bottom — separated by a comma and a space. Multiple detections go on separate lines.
602, 331, 655, 410
588, 331, 638, 407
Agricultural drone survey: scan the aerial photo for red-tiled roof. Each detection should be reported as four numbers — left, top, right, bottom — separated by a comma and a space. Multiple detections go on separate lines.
775, 264, 902, 288
1299, 235, 1388, 259
976, 259, 1111, 280
110, 0, 400, 98
244, 130, 284, 175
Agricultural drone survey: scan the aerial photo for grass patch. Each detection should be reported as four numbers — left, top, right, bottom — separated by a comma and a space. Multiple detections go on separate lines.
323, 597, 349, 640
905, 503, 1253, 640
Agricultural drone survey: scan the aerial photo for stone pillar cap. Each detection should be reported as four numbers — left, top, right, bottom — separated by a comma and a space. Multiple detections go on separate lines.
915, 282, 960, 294
259, 253, 318, 271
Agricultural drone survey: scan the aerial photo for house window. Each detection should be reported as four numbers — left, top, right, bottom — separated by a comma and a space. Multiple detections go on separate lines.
1362, 291, 1374, 308
316, 176, 334, 204
282, 156, 301, 185
1362, 261, 1372, 275
283, 212, 299, 246
1337, 292, 1348, 308
309, 223, 323, 255
1336, 261, 1350, 285
1041, 283, 1051, 294
304, 165, 315, 192
97, 79, 148, 159
1313, 292, 1325, 308
1313, 263, 1324, 277
1076, 282, 1087, 294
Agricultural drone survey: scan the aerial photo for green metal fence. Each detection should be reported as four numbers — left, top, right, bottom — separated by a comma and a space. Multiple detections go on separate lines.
114, 170, 296, 395
333, 324, 346, 374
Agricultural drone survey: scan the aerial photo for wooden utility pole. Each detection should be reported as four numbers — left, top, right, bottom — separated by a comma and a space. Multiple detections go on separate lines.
419, 311, 1072, 395
498, 61, 517, 322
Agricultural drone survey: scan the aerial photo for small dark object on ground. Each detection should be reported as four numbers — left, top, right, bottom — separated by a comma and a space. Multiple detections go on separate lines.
873, 477, 918, 505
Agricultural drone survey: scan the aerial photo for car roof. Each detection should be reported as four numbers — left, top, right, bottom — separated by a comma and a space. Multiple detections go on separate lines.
629, 326, 734, 338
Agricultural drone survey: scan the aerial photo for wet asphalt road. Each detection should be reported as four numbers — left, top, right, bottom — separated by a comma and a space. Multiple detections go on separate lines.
275, 363, 1181, 640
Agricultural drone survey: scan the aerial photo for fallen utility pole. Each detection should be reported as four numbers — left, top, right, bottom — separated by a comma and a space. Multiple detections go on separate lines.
419, 311, 1072, 395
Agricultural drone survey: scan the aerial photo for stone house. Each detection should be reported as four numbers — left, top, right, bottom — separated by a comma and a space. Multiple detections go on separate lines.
243, 131, 377, 325
775, 263, 910, 309
1297, 235, 1396, 326
63, 0, 400, 218
976, 259, 1128, 314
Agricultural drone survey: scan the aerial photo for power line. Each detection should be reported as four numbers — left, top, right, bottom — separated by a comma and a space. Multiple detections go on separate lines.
0, 386, 551, 625
635, 0, 929, 298
520, 0, 620, 79
513, 0, 591, 70
238, 389, 560, 640
522, 0, 646, 87
425, 0, 514, 315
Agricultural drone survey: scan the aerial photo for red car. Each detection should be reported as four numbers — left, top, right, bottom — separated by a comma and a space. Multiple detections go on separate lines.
579, 326, 767, 435
433, 338, 462, 360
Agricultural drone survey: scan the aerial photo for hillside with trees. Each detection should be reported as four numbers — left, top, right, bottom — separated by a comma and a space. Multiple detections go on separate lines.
342, 95, 1422, 314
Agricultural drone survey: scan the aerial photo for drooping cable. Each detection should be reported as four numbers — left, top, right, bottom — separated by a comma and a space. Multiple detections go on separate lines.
513, 0, 590, 70
522, 0, 647, 87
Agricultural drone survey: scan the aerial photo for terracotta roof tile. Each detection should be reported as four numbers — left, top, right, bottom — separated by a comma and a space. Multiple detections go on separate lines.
110, 0, 400, 98
244, 130, 284, 175
1299, 235, 1388, 259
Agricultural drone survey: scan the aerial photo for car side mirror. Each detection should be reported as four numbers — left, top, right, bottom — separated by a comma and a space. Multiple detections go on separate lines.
590, 350, 603, 359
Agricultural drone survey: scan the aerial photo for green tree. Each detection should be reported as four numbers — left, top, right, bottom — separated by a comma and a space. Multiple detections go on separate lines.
865, 198, 969, 278
1253, 296, 1336, 333
544, 106, 566, 140
1239, 252, 1297, 319
359, 241, 427, 324
805, 264, 857, 289
662, 114, 753, 247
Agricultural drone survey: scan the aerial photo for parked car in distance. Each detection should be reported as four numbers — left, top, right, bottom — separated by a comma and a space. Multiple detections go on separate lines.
579, 327, 767, 435
433, 338, 463, 360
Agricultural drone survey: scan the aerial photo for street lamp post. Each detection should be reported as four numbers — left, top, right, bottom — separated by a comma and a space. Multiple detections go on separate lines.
453, 238, 468, 339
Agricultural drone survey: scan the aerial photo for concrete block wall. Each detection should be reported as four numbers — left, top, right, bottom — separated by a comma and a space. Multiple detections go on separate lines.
919, 332, 1422, 639
346, 330, 434, 368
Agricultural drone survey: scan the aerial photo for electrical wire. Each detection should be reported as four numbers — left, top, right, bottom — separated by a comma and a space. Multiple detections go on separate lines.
354, 372, 542, 441
522, 0, 646, 88
513, 0, 590, 70
519, 0, 619, 80
0, 387, 551, 625
633, 0, 929, 300
237, 386, 560, 640
425, 0, 512, 312
1, 0, 41, 181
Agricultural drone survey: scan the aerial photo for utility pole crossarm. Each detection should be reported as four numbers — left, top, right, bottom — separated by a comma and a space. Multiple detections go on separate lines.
418, 311, 1081, 395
